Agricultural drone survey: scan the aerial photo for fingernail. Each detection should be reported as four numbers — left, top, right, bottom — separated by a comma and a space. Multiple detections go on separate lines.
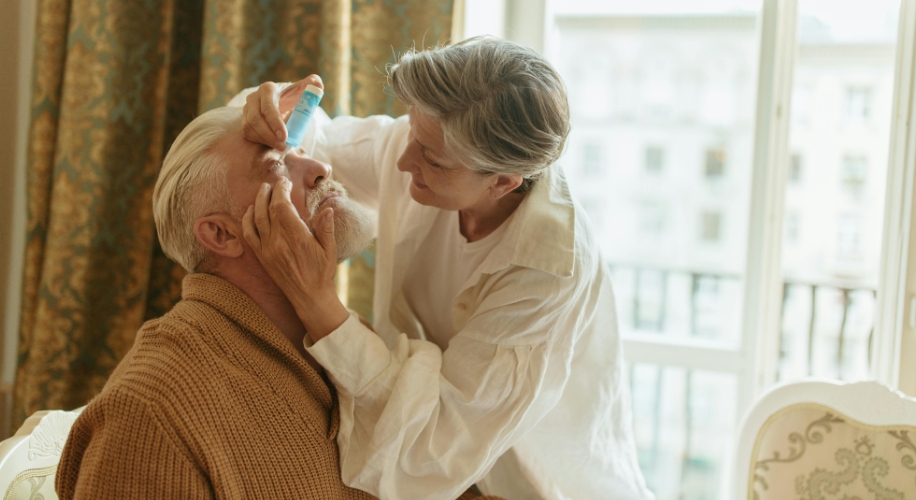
275, 129, 283, 140
263, 183, 270, 191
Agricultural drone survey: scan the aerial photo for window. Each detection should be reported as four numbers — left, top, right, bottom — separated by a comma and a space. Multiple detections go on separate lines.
845, 87, 873, 122
583, 141, 602, 175
462, 0, 914, 498
836, 214, 864, 261
638, 202, 667, 237
700, 211, 722, 243
789, 153, 803, 183
645, 145, 665, 173
841, 155, 868, 197
633, 269, 667, 331
704, 148, 726, 179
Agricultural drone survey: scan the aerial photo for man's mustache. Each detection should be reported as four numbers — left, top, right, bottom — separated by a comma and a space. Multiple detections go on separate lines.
305, 179, 348, 220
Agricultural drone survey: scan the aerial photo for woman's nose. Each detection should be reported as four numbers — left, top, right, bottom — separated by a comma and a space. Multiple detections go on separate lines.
396, 142, 420, 173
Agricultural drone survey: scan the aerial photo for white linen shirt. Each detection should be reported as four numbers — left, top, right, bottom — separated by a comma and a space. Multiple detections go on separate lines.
229, 90, 653, 500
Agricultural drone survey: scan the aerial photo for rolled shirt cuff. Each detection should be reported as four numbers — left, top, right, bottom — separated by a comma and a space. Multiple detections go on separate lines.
305, 313, 392, 395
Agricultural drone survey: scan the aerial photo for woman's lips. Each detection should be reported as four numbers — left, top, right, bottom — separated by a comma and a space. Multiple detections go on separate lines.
412, 176, 428, 189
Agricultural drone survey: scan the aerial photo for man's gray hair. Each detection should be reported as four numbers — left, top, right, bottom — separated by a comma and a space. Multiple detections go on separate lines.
389, 36, 570, 192
153, 107, 241, 272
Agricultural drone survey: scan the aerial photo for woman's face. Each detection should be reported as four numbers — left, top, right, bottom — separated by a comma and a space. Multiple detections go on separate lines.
396, 108, 497, 211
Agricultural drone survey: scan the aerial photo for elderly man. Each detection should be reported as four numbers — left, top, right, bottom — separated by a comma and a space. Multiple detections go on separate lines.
56, 106, 380, 499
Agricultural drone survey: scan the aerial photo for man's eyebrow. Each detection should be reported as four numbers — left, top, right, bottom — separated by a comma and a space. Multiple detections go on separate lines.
246, 147, 278, 178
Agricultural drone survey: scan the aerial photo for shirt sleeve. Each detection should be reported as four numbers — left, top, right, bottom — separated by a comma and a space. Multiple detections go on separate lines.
56, 388, 212, 500
307, 269, 574, 500
227, 86, 406, 210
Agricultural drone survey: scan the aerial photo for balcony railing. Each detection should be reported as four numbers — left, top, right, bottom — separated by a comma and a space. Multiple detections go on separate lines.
611, 264, 877, 499
608, 263, 877, 380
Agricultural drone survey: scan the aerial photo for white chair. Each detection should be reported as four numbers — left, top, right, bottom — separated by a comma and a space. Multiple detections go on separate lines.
733, 379, 916, 499
0, 407, 84, 500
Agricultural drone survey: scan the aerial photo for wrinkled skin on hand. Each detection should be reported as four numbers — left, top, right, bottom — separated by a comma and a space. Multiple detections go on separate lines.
242, 177, 349, 341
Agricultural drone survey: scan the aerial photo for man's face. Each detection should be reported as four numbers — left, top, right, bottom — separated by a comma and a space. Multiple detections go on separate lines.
215, 127, 374, 261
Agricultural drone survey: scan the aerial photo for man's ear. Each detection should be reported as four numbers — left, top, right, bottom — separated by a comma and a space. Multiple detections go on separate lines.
489, 173, 524, 199
194, 215, 244, 259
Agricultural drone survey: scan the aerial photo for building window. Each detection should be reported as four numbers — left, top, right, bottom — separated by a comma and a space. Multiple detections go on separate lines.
845, 87, 872, 122
789, 154, 803, 183
705, 148, 726, 179
634, 269, 667, 331
837, 214, 864, 260
583, 142, 602, 175
638, 202, 667, 237
841, 155, 868, 197
645, 145, 665, 173
700, 211, 722, 242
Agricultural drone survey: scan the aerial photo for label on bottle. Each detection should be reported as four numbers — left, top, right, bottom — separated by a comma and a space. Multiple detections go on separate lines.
286, 90, 323, 149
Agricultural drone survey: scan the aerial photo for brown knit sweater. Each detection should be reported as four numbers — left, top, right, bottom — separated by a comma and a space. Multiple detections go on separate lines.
55, 273, 375, 499
56, 274, 502, 500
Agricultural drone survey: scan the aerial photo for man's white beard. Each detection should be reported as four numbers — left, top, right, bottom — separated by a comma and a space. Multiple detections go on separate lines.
304, 181, 375, 262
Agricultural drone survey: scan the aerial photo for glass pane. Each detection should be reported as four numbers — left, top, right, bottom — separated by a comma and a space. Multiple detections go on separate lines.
629, 363, 738, 500
554, 1, 762, 348
779, 0, 900, 382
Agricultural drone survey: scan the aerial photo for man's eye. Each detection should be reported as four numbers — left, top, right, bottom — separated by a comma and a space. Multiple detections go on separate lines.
424, 156, 441, 168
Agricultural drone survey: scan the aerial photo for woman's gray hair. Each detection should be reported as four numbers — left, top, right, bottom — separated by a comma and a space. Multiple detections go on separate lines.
389, 36, 570, 192
153, 107, 241, 272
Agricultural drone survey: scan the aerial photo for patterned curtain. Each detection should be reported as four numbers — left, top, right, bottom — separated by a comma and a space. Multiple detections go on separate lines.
14, 0, 453, 430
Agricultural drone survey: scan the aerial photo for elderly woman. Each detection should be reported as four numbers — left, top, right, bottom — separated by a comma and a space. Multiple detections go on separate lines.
235, 37, 653, 500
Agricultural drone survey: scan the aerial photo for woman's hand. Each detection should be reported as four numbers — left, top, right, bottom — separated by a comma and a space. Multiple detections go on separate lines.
242, 74, 324, 151
242, 177, 349, 341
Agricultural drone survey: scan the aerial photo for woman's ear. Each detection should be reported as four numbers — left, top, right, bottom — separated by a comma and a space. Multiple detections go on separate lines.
194, 215, 245, 259
489, 174, 524, 199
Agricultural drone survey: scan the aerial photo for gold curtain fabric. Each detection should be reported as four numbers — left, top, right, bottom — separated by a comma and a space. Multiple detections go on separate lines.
15, 0, 453, 430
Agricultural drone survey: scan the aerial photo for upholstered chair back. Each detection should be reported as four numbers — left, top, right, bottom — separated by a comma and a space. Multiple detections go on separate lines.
734, 381, 916, 500
751, 404, 916, 498
0, 408, 84, 500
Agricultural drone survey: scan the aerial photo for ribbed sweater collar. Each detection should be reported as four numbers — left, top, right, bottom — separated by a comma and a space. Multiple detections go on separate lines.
181, 272, 297, 349
178, 272, 337, 435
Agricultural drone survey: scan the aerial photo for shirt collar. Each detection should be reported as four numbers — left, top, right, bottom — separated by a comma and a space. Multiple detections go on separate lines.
478, 166, 577, 278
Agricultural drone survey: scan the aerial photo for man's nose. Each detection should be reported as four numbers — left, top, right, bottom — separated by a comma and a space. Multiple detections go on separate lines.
288, 153, 332, 188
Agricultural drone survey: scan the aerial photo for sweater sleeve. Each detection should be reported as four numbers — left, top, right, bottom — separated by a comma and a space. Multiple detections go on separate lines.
56, 387, 212, 500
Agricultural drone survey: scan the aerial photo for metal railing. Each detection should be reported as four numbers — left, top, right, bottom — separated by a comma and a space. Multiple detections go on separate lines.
613, 264, 877, 499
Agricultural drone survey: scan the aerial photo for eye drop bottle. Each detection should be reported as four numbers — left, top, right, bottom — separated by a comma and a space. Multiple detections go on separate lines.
281, 84, 324, 159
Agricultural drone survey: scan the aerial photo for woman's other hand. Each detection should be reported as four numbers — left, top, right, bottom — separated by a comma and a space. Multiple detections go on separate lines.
242, 177, 349, 341
242, 75, 324, 151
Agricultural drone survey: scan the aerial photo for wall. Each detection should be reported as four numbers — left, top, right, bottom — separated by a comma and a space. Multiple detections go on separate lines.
0, 0, 37, 437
